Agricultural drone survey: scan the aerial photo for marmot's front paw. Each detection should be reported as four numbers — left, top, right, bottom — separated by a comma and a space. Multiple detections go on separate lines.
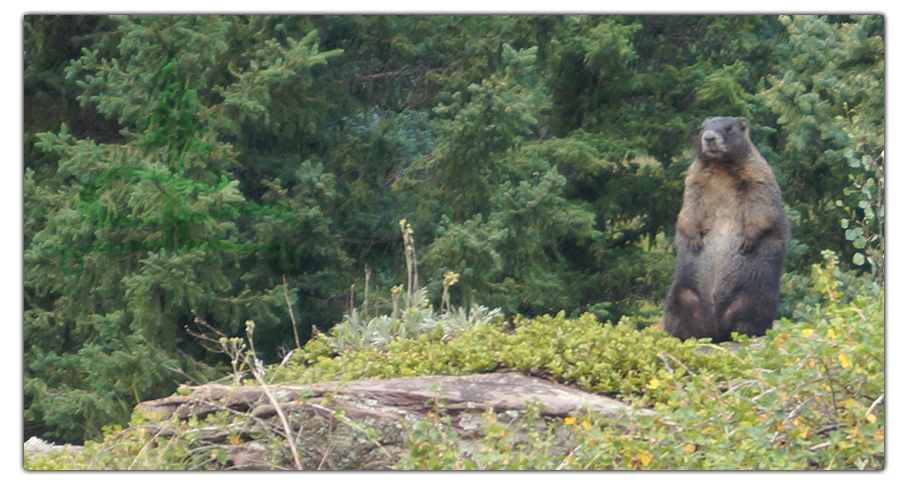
685, 232, 704, 253
739, 235, 758, 254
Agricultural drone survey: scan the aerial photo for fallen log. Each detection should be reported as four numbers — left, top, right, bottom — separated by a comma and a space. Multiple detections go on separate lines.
138, 371, 652, 423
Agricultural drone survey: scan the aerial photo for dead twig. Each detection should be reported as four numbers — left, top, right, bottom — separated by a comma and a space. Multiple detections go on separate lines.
865, 393, 885, 418
245, 320, 303, 470
282, 275, 301, 350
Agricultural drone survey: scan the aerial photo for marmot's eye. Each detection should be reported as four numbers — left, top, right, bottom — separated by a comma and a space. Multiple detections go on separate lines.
725, 126, 733, 132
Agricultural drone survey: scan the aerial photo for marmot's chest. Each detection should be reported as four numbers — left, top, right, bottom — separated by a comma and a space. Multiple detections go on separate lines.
697, 169, 748, 232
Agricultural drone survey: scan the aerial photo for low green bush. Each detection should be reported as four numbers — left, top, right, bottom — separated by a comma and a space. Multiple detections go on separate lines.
274, 310, 754, 409
396, 254, 884, 470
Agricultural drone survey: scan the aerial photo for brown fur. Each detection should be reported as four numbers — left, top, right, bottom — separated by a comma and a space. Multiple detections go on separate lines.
663, 116, 790, 342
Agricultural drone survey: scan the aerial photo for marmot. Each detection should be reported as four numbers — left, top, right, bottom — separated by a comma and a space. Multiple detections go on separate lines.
663, 116, 789, 342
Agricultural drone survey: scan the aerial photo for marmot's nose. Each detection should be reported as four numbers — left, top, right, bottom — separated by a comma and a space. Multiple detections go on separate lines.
702, 131, 717, 143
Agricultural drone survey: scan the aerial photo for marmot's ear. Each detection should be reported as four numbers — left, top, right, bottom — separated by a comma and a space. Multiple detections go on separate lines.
738, 117, 749, 132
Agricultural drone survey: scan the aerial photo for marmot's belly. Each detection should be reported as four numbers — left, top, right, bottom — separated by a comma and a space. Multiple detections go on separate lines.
696, 218, 743, 304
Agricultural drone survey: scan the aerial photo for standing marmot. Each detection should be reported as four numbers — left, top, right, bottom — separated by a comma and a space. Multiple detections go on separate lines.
663, 116, 789, 342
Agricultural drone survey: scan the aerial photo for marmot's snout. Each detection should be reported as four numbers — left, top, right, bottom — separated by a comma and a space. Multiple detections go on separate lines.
701, 130, 724, 155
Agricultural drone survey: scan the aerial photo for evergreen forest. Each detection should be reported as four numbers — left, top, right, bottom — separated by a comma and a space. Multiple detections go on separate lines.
24, 14, 883, 457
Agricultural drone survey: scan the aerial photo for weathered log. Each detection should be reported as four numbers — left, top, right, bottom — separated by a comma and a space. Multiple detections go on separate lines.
138, 371, 652, 423
129, 372, 654, 469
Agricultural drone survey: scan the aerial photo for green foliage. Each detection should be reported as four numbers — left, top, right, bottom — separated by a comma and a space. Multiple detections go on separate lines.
25, 255, 882, 470
760, 15, 884, 273
24, 14, 883, 445
780, 250, 883, 324
422, 44, 549, 218
276, 310, 749, 407
837, 123, 884, 277
563, 277, 882, 470
24, 15, 348, 443
311, 220, 504, 354
24, 410, 271, 470
320, 288, 503, 353
399, 403, 565, 470
398, 263, 884, 470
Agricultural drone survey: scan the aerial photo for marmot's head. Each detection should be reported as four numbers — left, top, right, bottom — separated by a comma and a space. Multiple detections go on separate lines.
696, 116, 752, 162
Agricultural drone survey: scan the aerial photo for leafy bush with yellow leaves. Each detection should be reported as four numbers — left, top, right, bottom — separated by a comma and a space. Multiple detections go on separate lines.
273, 310, 751, 409
397, 253, 884, 470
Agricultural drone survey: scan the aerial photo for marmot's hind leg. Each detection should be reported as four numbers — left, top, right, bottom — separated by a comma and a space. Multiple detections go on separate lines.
664, 287, 714, 340
718, 289, 777, 340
